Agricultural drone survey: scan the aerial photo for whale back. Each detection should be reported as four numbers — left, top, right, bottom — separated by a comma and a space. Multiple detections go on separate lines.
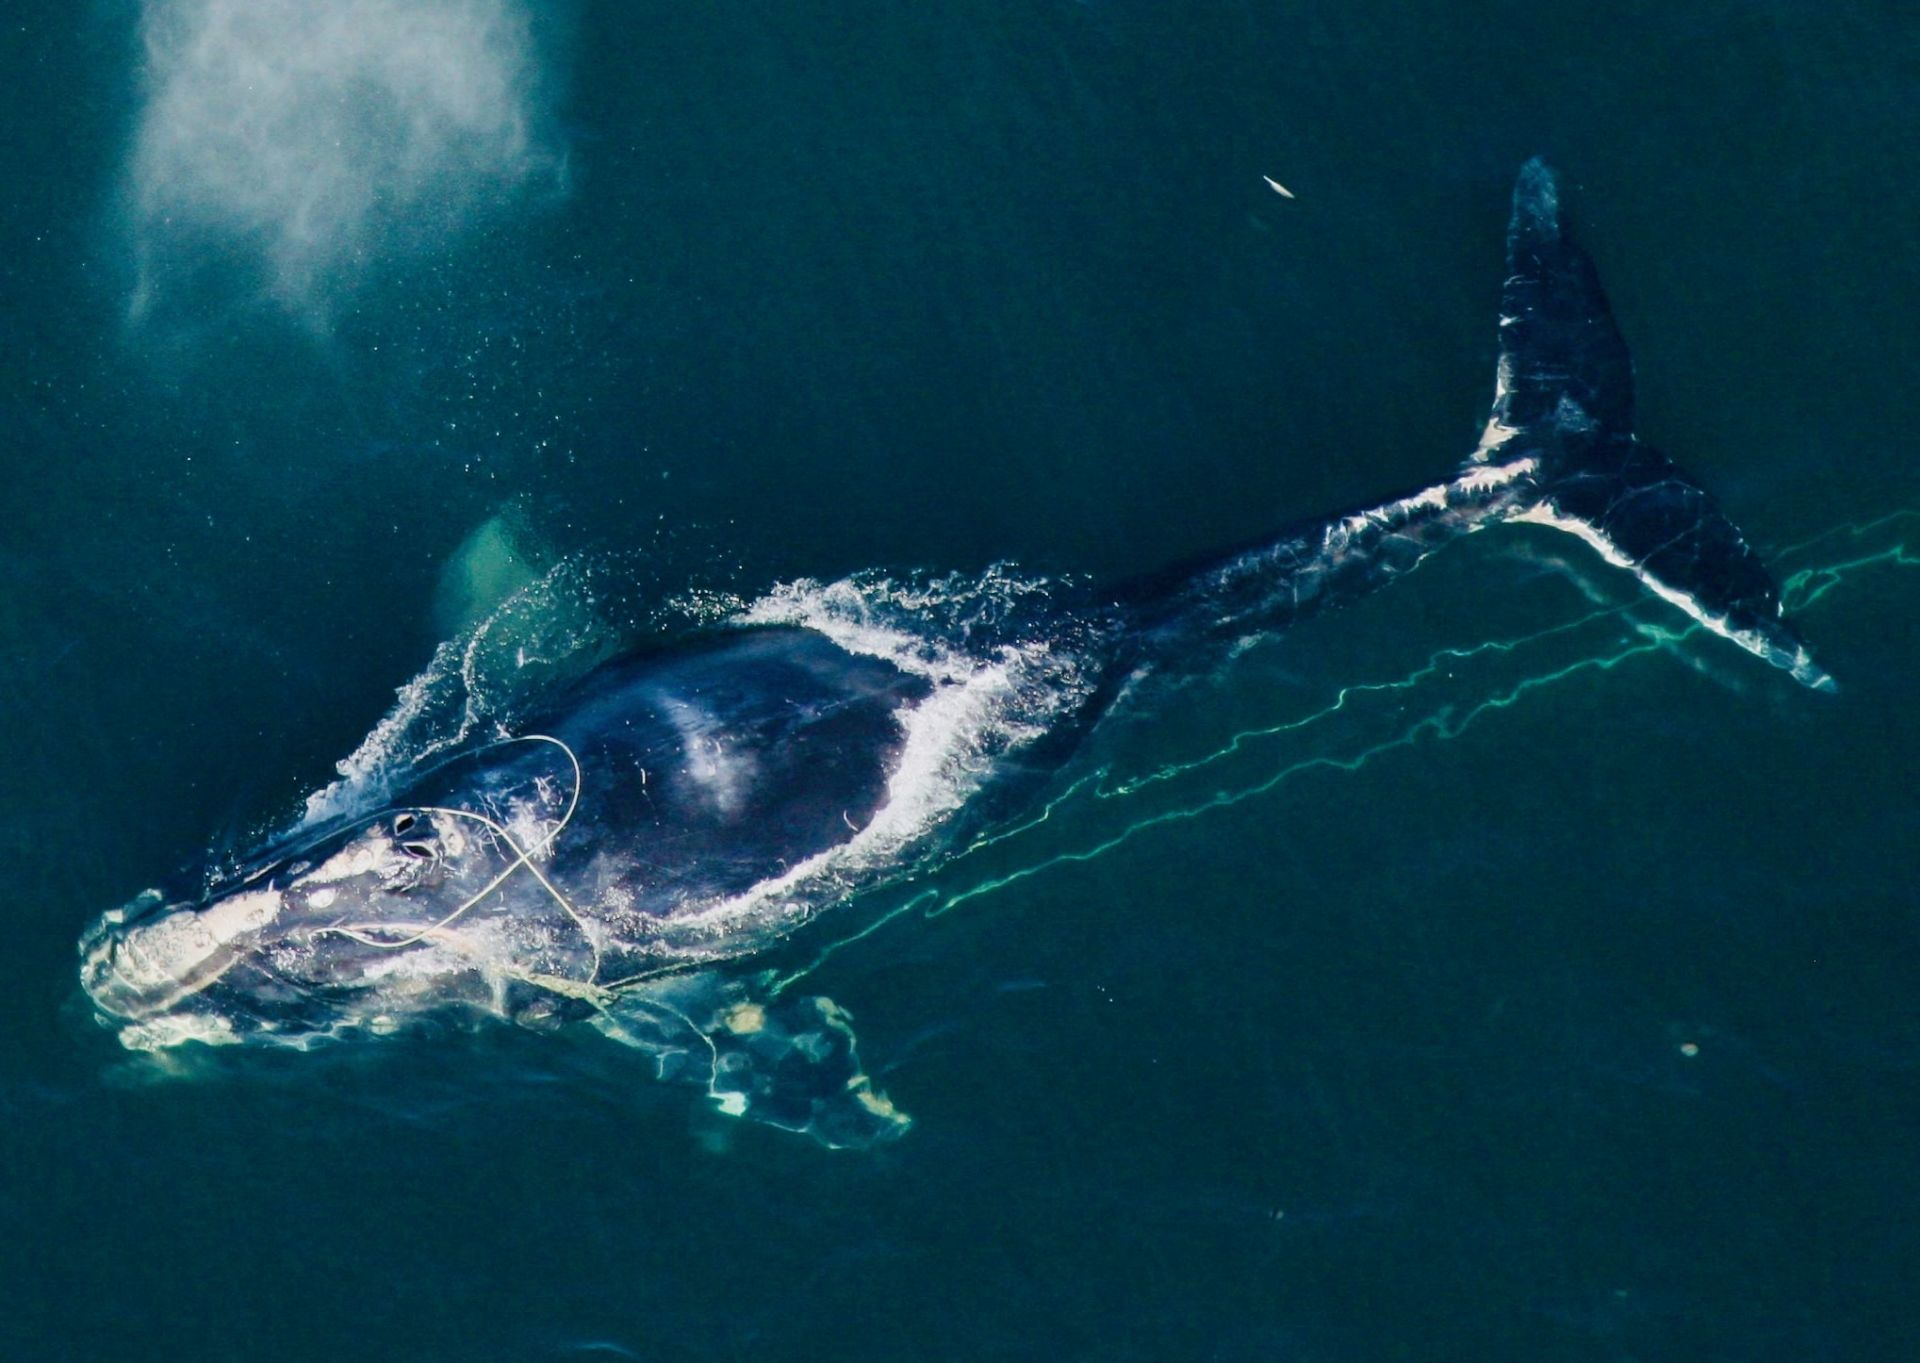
405, 626, 934, 923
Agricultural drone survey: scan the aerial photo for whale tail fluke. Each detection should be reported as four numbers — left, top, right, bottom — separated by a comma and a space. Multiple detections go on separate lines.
1123, 158, 1829, 692
1475, 157, 1834, 691
1478, 155, 1638, 446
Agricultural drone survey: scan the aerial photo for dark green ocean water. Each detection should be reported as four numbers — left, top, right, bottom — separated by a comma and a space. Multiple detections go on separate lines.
3, 3, 1916, 1359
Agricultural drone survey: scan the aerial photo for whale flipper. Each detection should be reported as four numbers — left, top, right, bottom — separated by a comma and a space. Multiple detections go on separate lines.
592, 975, 910, 1148
1479, 158, 1833, 690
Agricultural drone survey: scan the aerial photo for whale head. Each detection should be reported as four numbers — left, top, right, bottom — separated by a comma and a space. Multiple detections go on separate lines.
77, 806, 511, 1050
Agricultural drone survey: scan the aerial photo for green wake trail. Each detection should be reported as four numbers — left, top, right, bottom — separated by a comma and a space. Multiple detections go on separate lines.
771, 508, 1919, 996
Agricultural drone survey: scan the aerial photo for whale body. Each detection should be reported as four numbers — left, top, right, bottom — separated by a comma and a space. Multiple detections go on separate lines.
77, 161, 1830, 1145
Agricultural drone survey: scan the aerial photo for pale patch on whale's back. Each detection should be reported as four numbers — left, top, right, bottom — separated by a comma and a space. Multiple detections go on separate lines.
656, 693, 758, 817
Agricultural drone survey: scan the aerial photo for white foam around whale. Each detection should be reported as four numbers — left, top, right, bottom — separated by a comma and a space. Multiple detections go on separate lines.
645, 575, 1086, 936
292, 562, 1093, 946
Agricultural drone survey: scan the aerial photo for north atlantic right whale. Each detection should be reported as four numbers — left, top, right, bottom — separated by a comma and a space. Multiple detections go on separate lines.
76, 160, 1831, 1146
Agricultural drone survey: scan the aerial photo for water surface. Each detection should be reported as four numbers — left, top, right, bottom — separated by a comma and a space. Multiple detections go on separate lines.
2, 3, 1915, 1359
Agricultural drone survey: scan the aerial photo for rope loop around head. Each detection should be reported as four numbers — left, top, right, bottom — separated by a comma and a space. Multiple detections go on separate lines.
315, 734, 603, 980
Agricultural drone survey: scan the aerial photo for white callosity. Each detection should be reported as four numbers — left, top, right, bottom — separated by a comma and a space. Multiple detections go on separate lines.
84, 887, 281, 1018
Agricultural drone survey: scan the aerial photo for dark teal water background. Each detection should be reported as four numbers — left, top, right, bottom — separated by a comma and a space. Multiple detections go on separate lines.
3, 3, 1916, 1359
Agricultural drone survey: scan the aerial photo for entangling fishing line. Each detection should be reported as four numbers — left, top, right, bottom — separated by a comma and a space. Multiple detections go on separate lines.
321, 734, 604, 979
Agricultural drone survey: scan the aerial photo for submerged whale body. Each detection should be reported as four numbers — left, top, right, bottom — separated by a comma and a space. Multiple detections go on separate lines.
78, 162, 1831, 1146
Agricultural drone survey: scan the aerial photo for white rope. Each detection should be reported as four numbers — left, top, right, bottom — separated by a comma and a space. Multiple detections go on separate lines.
317, 735, 602, 979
